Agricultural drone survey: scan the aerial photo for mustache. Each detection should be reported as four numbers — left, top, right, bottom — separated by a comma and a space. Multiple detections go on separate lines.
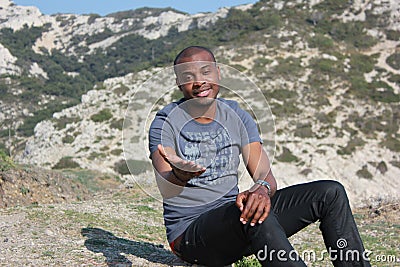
193, 82, 212, 93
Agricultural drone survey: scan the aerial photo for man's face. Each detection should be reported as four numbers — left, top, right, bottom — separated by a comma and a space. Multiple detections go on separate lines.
174, 50, 220, 104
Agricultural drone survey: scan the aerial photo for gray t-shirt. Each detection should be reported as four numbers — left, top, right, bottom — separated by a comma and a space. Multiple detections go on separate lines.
149, 98, 261, 243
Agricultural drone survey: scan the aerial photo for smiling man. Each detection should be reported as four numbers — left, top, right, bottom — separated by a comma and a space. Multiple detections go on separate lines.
148, 46, 371, 266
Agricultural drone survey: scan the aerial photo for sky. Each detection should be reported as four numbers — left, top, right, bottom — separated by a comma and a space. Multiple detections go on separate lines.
12, 0, 259, 16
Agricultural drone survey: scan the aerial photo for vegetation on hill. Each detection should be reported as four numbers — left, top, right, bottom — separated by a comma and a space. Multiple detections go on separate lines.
0, 0, 399, 158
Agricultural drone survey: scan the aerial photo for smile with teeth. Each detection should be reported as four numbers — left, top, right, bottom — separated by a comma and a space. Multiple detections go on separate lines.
196, 89, 211, 97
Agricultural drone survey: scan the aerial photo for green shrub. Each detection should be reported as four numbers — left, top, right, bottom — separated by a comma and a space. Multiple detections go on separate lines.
52, 157, 80, 169
113, 84, 130, 96
388, 74, 400, 86
114, 159, 152, 175
62, 135, 75, 144
266, 89, 298, 102
350, 54, 376, 74
235, 256, 261, 266
87, 13, 101, 25
317, 20, 377, 49
252, 58, 273, 76
273, 57, 303, 79
294, 123, 313, 138
269, 102, 301, 117
276, 147, 299, 163
337, 137, 365, 155
308, 33, 334, 50
110, 149, 123, 156
110, 118, 124, 130
381, 136, 400, 152
91, 109, 113, 122
54, 116, 80, 130
385, 30, 400, 41
386, 52, 400, 70
356, 165, 373, 179
88, 152, 106, 160
0, 149, 15, 171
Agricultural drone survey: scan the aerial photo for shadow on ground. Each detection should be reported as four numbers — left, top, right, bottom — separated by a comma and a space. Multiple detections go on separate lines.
81, 227, 189, 266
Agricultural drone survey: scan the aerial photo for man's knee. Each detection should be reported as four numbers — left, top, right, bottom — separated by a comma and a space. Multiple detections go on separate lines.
318, 180, 349, 207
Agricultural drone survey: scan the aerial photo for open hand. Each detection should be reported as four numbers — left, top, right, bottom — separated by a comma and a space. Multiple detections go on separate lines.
158, 144, 206, 182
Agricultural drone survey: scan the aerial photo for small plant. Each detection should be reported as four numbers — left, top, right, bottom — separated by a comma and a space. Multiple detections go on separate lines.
90, 109, 113, 123
0, 150, 15, 171
235, 256, 261, 266
20, 186, 30, 195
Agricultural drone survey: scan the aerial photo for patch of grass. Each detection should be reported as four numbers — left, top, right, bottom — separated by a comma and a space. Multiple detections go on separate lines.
61, 169, 120, 193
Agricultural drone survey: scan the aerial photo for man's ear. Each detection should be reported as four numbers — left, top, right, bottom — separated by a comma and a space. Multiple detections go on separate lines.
217, 66, 221, 81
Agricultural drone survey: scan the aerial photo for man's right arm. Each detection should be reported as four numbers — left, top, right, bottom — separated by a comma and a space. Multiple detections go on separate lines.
151, 144, 205, 199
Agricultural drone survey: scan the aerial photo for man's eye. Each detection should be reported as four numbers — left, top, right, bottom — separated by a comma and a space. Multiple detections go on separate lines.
185, 75, 193, 81
203, 71, 211, 75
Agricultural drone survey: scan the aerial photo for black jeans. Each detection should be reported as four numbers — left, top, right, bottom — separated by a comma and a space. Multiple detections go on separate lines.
175, 180, 371, 267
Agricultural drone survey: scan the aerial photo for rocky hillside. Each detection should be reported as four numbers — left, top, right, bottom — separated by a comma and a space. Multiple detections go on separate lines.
0, 0, 399, 205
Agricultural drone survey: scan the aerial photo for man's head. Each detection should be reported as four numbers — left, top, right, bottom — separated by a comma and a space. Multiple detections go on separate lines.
174, 46, 216, 66
173, 46, 220, 103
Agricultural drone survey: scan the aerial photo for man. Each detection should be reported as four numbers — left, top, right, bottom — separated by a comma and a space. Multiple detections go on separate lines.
148, 46, 370, 266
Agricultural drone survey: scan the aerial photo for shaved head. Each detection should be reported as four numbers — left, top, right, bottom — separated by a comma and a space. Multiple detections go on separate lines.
174, 46, 216, 66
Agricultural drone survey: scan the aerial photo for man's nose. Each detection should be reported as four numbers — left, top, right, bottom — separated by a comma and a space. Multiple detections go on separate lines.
193, 79, 206, 87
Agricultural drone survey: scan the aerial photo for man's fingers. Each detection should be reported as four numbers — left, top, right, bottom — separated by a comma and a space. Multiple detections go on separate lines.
257, 206, 270, 224
240, 194, 256, 224
239, 190, 271, 226
235, 192, 247, 212
250, 201, 268, 226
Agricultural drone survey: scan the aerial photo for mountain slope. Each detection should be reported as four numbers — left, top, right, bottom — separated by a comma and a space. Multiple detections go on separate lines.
0, 0, 399, 205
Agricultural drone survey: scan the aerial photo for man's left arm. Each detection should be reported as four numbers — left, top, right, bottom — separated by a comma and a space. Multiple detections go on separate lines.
236, 141, 277, 226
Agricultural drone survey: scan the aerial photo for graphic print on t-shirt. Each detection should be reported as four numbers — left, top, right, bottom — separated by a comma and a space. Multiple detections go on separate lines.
180, 122, 235, 186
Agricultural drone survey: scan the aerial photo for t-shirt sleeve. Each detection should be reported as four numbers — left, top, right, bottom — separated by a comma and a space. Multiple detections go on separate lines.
148, 111, 175, 158
240, 110, 262, 146
230, 101, 262, 146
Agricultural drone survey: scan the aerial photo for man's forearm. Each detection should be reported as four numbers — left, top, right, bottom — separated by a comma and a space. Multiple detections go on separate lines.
155, 169, 186, 199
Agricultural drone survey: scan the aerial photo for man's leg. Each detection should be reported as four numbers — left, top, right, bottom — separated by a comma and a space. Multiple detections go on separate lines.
271, 180, 371, 267
177, 201, 306, 267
